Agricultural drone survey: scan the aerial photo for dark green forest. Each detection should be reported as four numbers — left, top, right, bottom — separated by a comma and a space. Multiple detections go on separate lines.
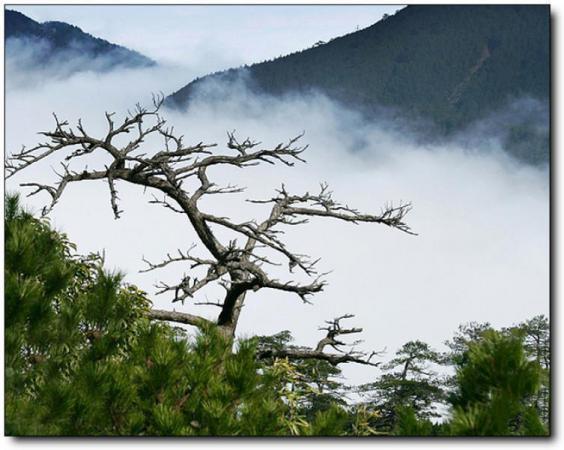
5, 195, 550, 436
167, 5, 549, 164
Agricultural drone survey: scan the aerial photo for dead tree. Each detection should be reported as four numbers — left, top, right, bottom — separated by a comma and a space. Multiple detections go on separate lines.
6, 95, 415, 366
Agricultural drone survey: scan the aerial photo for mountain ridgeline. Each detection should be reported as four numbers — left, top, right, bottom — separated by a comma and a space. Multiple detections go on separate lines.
5, 9, 155, 74
167, 5, 549, 164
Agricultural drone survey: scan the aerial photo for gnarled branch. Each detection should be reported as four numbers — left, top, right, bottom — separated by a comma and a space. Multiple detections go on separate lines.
7, 98, 415, 347
257, 314, 382, 367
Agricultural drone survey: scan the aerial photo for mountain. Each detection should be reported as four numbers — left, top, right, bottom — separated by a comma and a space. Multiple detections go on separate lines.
5, 9, 155, 73
166, 5, 549, 164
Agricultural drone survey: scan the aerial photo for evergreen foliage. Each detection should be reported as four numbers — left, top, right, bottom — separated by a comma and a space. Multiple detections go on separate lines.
516, 315, 550, 424
4, 194, 550, 436
357, 340, 445, 432
449, 330, 546, 436
392, 406, 436, 436
4, 195, 348, 436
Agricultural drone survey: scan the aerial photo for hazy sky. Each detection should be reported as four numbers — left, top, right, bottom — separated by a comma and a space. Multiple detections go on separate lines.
9, 5, 404, 71
4, 4, 549, 387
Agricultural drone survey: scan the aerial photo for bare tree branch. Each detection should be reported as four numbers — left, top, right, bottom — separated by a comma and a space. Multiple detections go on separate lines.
147, 308, 212, 328
7, 97, 415, 354
257, 347, 381, 367
257, 315, 382, 367
249, 183, 415, 235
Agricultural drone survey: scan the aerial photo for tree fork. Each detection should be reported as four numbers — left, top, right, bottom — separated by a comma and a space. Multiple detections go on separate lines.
7, 95, 415, 366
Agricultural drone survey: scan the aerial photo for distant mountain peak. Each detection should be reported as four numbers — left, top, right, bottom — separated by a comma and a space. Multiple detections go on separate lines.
5, 9, 156, 76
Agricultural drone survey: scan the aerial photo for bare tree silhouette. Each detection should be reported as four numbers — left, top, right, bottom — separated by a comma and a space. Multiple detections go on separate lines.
6, 95, 415, 365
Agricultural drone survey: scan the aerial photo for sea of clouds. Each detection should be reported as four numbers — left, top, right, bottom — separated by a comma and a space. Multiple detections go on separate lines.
5, 37, 549, 388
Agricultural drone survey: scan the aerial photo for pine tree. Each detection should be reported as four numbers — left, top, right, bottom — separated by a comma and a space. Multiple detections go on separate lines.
357, 340, 445, 432
449, 329, 546, 436
514, 315, 550, 426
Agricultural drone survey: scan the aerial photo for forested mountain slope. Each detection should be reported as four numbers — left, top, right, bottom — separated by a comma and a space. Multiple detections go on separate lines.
167, 5, 549, 163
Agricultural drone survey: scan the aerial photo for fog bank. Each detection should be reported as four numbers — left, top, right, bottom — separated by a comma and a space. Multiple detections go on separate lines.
5, 48, 548, 388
